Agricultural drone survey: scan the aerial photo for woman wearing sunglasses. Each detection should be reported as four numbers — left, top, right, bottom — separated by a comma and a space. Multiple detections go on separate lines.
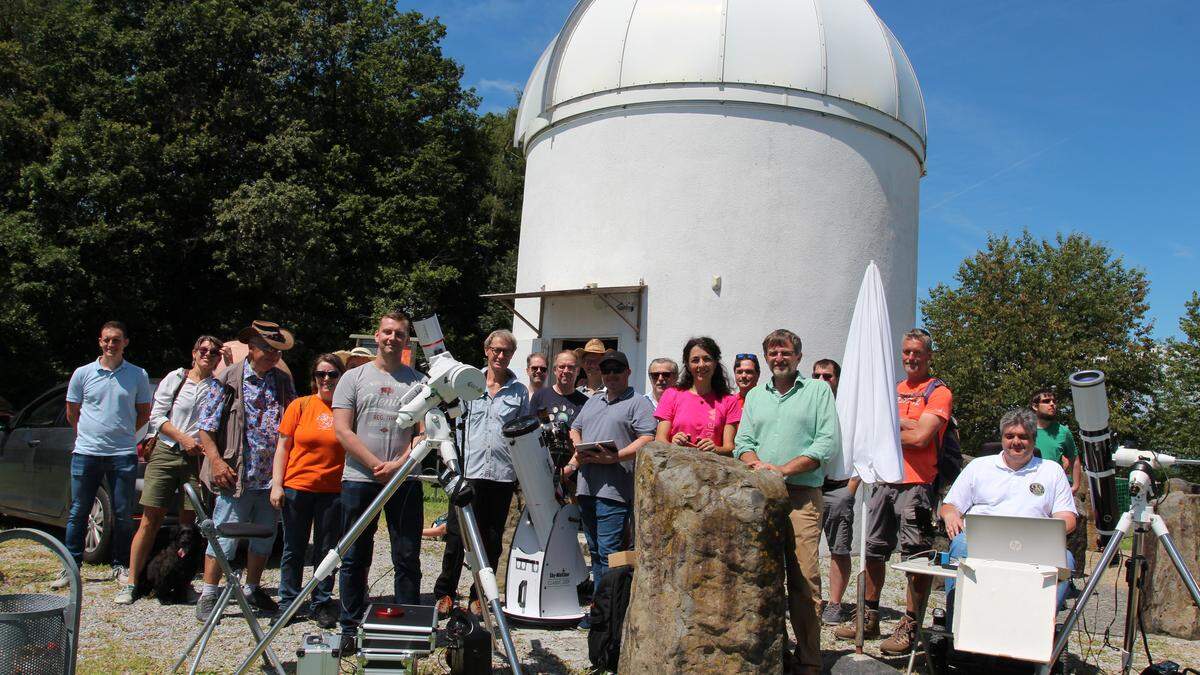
654, 336, 741, 454
270, 353, 346, 628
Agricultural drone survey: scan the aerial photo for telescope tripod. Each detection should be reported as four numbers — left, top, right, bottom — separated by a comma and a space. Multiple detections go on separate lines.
232, 406, 524, 674
1041, 478, 1200, 675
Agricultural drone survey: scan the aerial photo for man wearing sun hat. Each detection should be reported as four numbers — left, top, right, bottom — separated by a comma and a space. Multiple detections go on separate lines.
575, 338, 608, 397
194, 320, 297, 622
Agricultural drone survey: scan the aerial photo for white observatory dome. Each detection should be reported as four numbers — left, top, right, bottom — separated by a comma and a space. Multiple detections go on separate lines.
515, 0, 926, 165
505, 0, 928, 390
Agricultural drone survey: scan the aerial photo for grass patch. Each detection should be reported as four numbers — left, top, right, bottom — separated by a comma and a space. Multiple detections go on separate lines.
78, 640, 165, 674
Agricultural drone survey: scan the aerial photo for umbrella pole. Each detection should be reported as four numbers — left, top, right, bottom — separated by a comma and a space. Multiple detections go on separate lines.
855, 481, 870, 654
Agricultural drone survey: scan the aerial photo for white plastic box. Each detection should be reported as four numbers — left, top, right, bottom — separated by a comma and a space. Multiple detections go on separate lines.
952, 558, 1059, 663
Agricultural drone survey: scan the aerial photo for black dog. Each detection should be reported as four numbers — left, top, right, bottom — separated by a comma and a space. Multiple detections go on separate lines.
138, 525, 205, 604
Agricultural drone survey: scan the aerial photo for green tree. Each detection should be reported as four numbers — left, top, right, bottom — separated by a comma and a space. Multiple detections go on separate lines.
0, 0, 522, 405
1154, 293, 1200, 470
922, 231, 1159, 453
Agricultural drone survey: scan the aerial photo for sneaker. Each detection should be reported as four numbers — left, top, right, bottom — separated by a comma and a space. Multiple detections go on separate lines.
833, 608, 880, 640
49, 569, 71, 590
313, 602, 339, 630
436, 595, 455, 619
339, 634, 358, 657
111, 565, 130, 585
821, 601, 852, 625
246, 587, 279, 615
195, 592, 220, 623
879, 614, 918, 655
114, 584, 137, 605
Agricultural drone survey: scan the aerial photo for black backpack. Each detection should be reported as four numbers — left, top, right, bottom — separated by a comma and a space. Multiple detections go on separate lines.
587, 565, 634, 673
921, 378, 962, 494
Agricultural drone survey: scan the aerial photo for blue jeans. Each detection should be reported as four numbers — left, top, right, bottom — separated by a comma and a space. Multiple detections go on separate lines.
577, 495, 631, 595
66, 452, 137, 566
338, 480, 423, 637
279, 489, 341, 612
944, 532, 1075, 622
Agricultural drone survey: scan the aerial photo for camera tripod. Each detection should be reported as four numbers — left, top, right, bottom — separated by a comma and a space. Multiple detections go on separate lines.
232, 404, 524, 674
1039, 458, 1200, 675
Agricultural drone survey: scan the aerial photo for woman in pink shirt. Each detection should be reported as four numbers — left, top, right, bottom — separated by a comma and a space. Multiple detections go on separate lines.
654, 336, 741, 454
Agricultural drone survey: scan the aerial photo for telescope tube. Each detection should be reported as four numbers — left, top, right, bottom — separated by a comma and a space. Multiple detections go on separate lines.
1069, 369, 1120, 547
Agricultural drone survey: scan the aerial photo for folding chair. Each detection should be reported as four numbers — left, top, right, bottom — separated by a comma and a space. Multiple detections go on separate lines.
170, 483, 286, 675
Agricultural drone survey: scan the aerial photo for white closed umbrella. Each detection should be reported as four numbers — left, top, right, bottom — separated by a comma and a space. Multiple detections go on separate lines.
825, 261, 903, 653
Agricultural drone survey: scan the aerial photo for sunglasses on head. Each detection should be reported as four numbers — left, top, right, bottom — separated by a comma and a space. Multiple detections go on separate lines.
735, 353, 759, 364
314, 371, 340, 380
912, 327, 931, 337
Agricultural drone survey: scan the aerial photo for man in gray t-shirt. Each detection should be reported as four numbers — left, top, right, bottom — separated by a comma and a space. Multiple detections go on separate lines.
332, 361, 423, 483
565, 350, 655, 599
331, 312, 426, 644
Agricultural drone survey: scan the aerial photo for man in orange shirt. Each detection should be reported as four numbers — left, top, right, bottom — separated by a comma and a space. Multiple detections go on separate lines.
835, 329, 951, 655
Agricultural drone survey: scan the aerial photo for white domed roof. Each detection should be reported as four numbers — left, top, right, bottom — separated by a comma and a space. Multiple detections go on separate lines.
515, 0, 927, 165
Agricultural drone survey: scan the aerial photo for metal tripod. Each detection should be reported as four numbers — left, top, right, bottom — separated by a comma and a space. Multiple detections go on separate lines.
232, 405, 524, 674
1039, 473, 1200, 675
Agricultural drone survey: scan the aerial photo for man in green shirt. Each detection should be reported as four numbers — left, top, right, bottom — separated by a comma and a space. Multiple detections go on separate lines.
734, 329, 839, 675
1031, 387, 1088, 584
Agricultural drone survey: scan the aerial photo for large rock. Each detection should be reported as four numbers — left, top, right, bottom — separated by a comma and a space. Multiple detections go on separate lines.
1143, 479, 1200, 639
619, 443, 792, 674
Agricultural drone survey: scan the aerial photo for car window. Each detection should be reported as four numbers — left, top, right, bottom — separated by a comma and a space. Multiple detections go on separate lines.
20, 396, 65, 427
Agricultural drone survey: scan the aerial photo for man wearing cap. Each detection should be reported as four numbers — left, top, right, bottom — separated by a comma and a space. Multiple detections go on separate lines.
194, 320, 297, 622
576, 338, 607, 396
434, 328, 529, 618
565, 350, 656, 625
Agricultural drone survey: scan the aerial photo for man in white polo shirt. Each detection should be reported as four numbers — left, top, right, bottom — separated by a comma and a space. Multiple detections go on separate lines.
940, 407, 1077, 617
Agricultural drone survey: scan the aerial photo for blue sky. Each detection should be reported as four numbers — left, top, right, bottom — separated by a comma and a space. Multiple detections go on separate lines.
402, 0, 1200, 339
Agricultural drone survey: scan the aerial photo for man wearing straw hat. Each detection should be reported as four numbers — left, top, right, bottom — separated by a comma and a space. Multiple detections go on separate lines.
194, 320, 297, 622
575, 338, 607, 397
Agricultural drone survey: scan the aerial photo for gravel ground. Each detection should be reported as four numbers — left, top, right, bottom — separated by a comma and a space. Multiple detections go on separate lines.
2, 519, 1198, 674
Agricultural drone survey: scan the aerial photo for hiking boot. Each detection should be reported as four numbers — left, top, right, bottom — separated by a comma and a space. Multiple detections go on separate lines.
114, 584, 137, 605
195, 592, 220, 623
833, 608, 880, 640
821, 601, 853, 625
50, 569, 71, 590
436, 595, 455, 619
246, 587, 279, 615
879, 614, 918, 655
313, 601, 339, 630
339, 634, 358, 657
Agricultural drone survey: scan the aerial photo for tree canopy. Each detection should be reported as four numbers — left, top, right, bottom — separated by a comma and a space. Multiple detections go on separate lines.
1, 0, 523, 405
1153, 292, 1200, 469
921, 231, 1159, 452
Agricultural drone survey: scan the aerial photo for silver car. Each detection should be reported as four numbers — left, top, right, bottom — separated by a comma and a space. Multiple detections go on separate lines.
0, 383, 172, 562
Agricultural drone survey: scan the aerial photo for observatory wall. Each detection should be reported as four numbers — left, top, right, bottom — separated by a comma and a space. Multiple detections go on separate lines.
511, 101, 920, 386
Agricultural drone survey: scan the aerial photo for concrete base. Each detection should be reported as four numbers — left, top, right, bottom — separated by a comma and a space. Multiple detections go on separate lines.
830, 652, 901, 674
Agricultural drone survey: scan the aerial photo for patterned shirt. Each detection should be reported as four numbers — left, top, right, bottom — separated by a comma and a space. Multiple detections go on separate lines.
197, 361, 286, 491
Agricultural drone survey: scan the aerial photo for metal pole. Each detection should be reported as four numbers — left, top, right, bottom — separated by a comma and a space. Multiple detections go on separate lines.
1040, 511, 1131, 674
855, 482, 870, 653
1120, 528, 1146, 675
233, 442, 433, 674
456, 501, 523, 673
1154, 523, 1200, 609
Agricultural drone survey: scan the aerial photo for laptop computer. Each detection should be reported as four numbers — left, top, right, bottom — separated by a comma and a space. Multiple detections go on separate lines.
964, 514, 1068, 569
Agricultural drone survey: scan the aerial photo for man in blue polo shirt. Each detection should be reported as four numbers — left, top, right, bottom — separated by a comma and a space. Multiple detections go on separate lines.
60, 320, 153, 588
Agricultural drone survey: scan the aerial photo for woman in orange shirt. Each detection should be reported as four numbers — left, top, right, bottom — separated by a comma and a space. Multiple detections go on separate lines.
271, 353, 346, 628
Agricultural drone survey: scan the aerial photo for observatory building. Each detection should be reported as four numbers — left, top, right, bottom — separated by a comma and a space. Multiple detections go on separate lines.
493, 0, 927, 385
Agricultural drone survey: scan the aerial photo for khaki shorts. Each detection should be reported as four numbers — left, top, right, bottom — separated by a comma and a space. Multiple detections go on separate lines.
140, 437, 201, 510
865, 482, 935, 560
